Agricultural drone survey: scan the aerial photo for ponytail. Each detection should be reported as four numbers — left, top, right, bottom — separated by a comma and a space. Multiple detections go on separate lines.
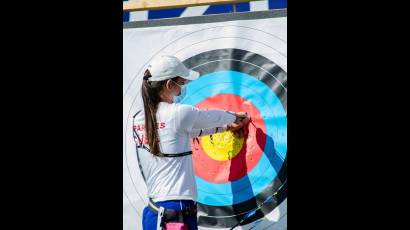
141, 69, 178, 155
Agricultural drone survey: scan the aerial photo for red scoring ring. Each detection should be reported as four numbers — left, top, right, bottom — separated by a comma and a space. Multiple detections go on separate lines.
192, 94, 267, 183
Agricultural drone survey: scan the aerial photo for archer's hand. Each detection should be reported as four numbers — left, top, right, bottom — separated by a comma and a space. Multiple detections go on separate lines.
227, 112, 250, 134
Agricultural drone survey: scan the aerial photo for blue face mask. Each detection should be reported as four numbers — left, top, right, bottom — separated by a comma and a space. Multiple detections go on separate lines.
172, 80, 187, 103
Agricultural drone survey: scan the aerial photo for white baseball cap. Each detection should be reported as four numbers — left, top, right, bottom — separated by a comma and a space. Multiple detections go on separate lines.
147, 55, 200, 82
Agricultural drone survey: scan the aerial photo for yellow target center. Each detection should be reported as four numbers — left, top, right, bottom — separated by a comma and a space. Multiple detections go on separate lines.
200, 130, 244, 161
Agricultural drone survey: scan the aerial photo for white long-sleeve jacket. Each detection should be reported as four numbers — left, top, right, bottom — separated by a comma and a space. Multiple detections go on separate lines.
133, 102, 236, 202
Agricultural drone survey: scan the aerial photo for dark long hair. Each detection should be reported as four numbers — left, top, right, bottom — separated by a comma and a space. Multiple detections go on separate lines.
141, 69, 178, 155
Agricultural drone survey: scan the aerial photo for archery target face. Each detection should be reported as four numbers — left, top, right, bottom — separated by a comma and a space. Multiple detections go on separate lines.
181, 49, 287, 228
123, 16, 286, 230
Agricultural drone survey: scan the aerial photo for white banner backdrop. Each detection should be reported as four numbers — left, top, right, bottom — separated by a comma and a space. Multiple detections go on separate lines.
124, 14, 287, 230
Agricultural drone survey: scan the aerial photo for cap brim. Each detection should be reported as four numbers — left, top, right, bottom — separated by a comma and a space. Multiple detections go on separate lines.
182, 70, 200, 81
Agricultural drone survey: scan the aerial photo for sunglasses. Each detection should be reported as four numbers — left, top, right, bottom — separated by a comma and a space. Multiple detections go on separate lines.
171, 79, 187, 88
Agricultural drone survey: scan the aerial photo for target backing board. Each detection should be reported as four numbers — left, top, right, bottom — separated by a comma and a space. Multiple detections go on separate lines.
123, 10, 287, 230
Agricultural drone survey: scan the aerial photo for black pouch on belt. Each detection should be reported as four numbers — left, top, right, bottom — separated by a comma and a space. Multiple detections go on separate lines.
148, 198, 197, 229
